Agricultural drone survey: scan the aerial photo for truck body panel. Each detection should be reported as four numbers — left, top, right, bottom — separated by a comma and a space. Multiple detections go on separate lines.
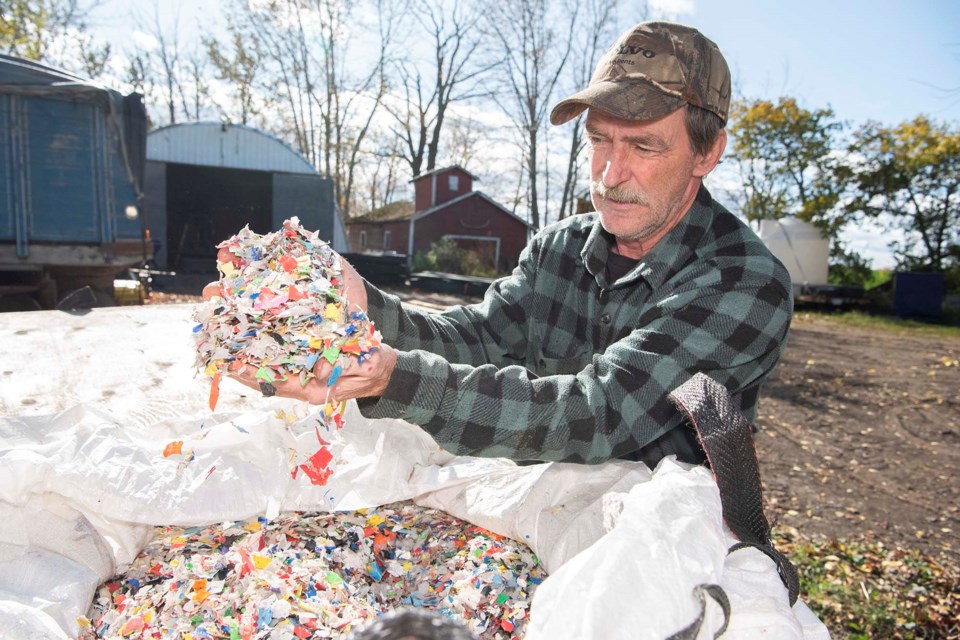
0, 55, 149, 308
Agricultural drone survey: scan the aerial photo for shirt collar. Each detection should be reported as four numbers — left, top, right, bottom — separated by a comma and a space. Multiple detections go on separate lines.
581, 185, 715, 290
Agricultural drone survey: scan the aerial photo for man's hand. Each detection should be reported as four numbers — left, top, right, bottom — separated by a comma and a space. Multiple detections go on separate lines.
228, 344, 398, 404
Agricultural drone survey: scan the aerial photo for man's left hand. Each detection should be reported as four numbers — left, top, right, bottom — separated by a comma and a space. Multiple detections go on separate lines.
228, 343, 398, 405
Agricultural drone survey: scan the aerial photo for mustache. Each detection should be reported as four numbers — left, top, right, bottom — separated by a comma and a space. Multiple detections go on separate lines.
591, 180, 648, 204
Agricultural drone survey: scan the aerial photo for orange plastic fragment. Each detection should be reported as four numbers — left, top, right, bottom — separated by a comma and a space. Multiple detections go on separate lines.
209, 372, 221, 411
163, 441, 183, 457
288, 285, 306, 301
279, 254, 297, 272
120, 616, 144, 635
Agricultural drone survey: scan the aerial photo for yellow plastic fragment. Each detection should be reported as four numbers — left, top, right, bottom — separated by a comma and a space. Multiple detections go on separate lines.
204, 361, 221, 378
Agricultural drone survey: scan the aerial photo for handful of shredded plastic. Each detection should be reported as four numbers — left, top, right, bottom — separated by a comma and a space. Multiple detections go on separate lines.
192, 216, 382, 427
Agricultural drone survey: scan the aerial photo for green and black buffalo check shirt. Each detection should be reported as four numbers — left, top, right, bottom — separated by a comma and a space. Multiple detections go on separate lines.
357, 186, 793, 465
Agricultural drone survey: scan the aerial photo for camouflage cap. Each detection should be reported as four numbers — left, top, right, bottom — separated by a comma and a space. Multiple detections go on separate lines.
550, 21, 731, 126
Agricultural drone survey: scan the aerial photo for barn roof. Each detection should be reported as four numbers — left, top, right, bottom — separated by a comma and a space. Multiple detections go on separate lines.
147, 122, 316, 175
413, 191, 532, 228
410, 165, 481, 183
349, 200, 415, 223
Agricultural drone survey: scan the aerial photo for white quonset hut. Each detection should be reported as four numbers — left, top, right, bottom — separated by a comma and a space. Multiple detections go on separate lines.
145, 122, 347, 270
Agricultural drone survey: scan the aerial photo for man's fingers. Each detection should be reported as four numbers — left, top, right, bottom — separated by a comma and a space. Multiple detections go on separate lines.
217, 246, 238, 263
225, 363, 261, 393
202, 281, 224, 300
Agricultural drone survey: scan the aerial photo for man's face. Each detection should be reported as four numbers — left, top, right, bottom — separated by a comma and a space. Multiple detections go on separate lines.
585, 108, 722, 258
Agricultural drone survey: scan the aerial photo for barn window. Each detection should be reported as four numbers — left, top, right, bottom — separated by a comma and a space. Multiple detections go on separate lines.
383, 230, 392, 249
359, 231, 367, 248
449, 174, 459, 191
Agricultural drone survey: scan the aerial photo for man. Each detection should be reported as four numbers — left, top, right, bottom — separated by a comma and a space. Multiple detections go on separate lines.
213, 21, 792, 467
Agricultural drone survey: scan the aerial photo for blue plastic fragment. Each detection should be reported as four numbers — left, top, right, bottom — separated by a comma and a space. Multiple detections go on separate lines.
306, 353, 320, 370
257, 607, 272, 629
327, 364, 343, 387
193, 323, 203, 333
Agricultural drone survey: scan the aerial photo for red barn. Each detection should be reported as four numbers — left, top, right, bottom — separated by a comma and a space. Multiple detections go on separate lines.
346, 166, 531, 273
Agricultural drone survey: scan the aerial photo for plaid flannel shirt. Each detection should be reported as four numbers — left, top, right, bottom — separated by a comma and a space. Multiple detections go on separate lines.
356, 186, 792, 464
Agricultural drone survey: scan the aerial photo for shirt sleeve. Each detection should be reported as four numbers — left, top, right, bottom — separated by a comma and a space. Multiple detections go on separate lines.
358, 252, 792, 464
361, 241, 538, 369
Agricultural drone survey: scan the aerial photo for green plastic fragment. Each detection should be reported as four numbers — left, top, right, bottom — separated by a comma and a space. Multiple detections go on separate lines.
323, 347, 340, 365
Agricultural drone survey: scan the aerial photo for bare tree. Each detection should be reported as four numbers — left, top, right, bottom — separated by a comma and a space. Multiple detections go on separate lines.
486, 0, 578, 231
124, 2, 217, 126
360, 133, 406, 213
384, 0, 493, 177
148, 4, 184, 124
179, 48, 210, 121
443, 114, 482, 169
223, 0, 397, 219
319, 0, 397, 219
205, 28, 263, 126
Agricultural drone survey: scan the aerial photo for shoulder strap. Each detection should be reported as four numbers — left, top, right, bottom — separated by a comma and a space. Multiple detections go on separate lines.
669, 373, 800, 606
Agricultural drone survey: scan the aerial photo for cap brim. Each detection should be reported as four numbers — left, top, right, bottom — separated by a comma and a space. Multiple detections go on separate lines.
549, 80, 685, 125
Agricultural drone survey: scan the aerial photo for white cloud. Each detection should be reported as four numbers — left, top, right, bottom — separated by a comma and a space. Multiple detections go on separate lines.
839, 220, 899, 270
131, 30, 159, 51
648, 0, 696, 20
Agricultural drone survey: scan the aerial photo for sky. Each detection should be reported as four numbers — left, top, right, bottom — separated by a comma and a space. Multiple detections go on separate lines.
677, 0, 960, 268
89, 0, 960, 268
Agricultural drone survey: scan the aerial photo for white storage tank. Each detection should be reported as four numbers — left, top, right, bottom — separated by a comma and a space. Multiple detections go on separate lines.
757, 218, 829, 290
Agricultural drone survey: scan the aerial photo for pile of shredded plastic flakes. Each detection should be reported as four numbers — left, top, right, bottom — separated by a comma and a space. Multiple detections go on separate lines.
193, 216, 380, 424
79, 503, 543, 639
190, 217, 382, 485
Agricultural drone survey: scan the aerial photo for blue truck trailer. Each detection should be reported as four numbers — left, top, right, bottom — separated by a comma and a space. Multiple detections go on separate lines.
0, 55, 151, 310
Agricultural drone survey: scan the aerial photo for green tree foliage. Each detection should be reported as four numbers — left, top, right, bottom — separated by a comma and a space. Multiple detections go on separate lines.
412, 237, 498, 278
728, 97, 852, 239
1, 0, 48, 59
828, 250, 875, 288
848, 116, 960, 274
0, 0, 109, 77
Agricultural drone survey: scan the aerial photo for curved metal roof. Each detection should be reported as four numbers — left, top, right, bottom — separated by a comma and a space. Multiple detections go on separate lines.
147, 122, 316, 175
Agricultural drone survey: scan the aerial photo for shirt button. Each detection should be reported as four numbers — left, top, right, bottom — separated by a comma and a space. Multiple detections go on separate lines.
600, 313, 611, 325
